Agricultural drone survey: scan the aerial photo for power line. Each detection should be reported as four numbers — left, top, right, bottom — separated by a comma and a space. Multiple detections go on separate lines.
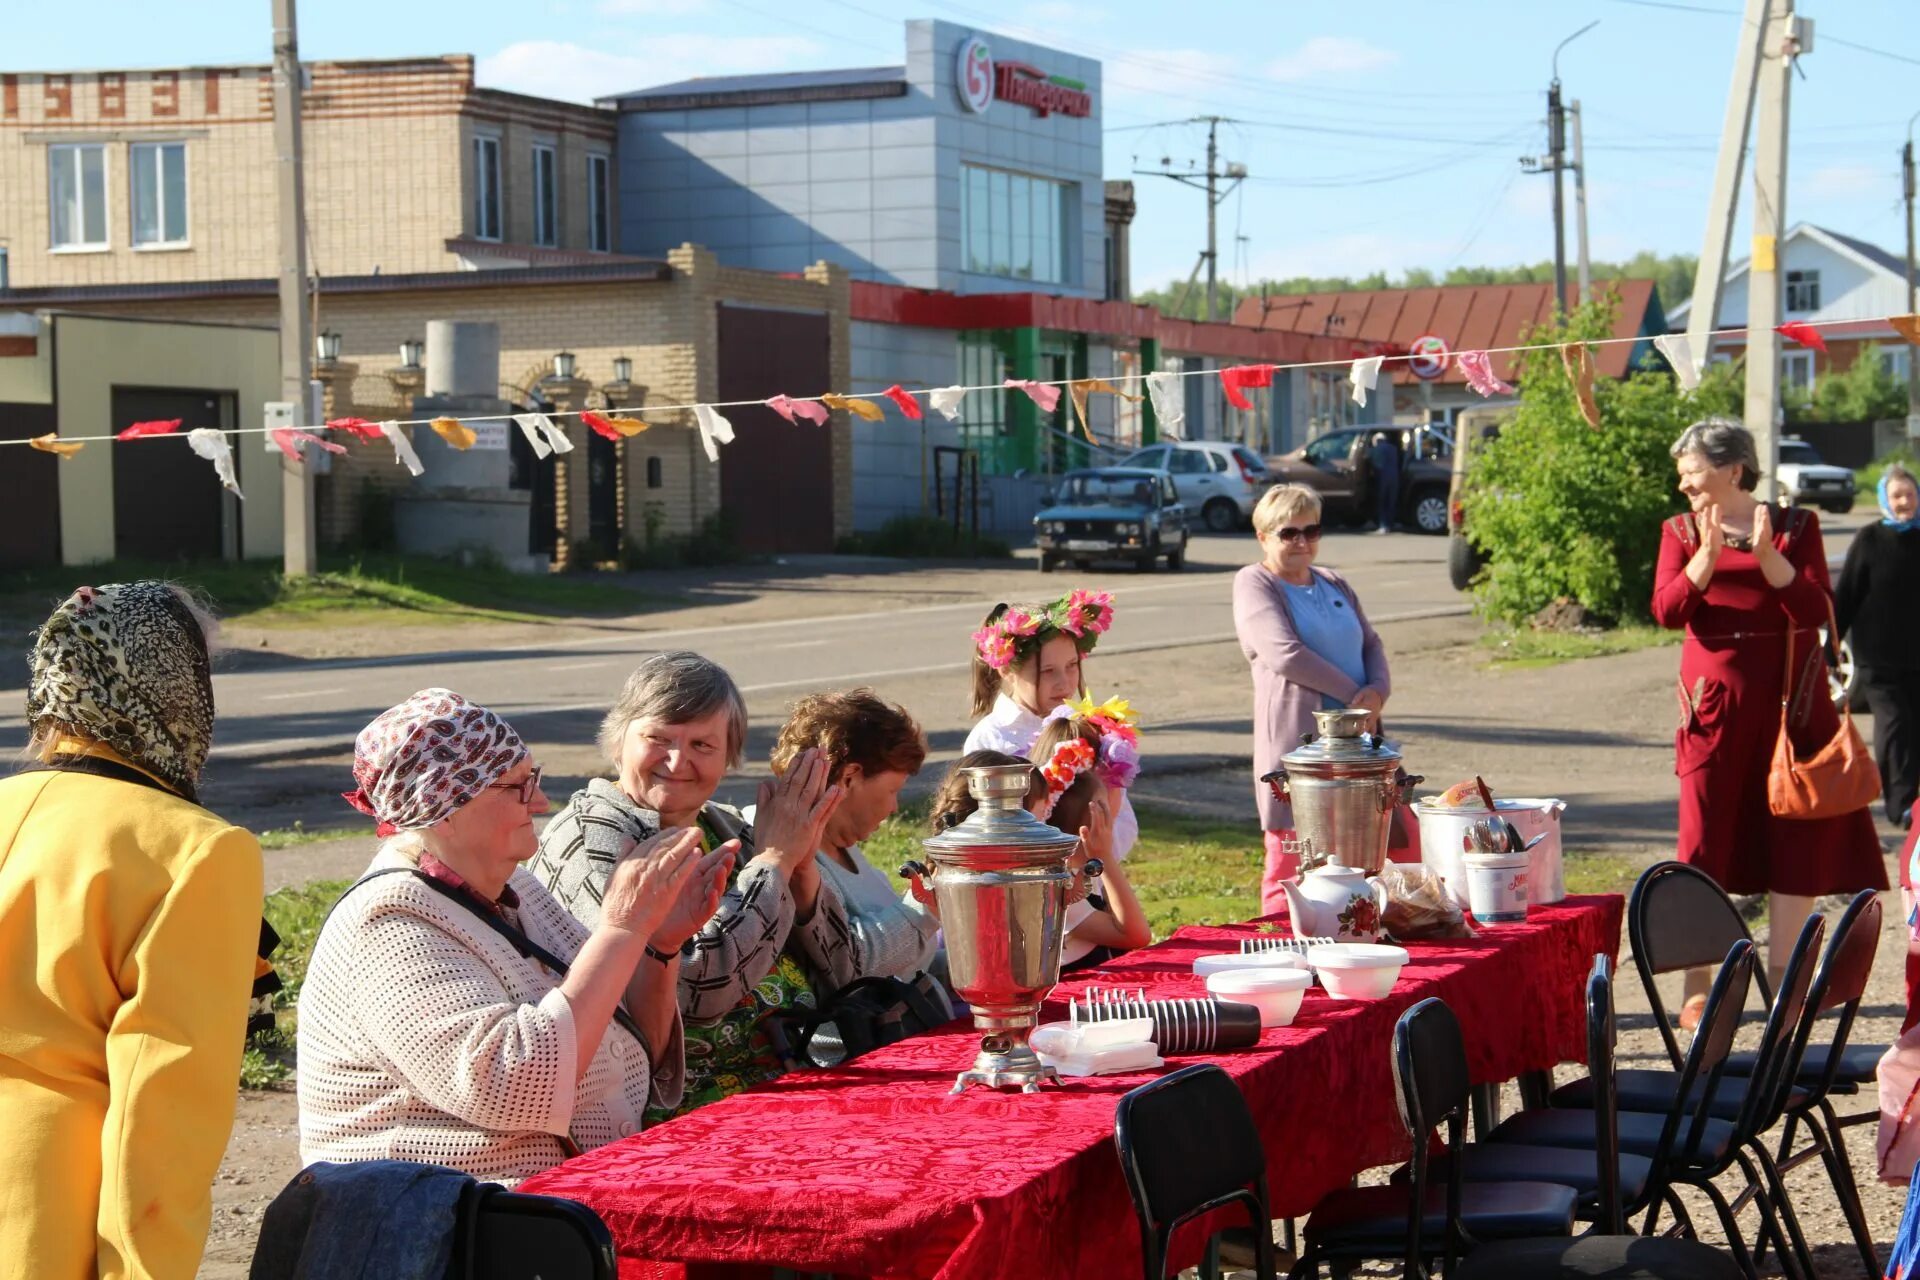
1822, 32, 1920, 70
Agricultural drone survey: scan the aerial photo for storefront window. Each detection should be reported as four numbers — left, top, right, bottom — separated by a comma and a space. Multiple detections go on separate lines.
961, 163, 1073, 284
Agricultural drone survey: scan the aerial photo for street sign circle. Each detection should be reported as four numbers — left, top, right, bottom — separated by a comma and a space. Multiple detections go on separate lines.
1408, 334, 1450, 381
956, 36, 994, 114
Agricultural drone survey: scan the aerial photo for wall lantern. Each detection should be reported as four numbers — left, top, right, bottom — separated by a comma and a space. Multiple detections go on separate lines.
399, 337, 424, 369
552, 350, 577, 380
315, 330, 343, 363
612, 355, 633, 384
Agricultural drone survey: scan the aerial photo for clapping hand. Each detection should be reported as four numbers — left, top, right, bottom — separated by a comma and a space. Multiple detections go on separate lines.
751, 747, 844, 879
649, 838, 738, 951
599, 827, 704, 942
1699, 503, 1727, 561
1749, 503, 1784, 566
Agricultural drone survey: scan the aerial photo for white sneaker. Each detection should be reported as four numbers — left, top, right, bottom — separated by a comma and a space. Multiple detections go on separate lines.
1374, 526, 1391, 535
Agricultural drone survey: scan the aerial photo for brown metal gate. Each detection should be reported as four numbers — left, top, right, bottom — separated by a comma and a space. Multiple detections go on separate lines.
716, 305, 833, 553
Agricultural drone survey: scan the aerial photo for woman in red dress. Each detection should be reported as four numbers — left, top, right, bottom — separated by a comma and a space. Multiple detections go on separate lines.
1653, 418, 1885, 1017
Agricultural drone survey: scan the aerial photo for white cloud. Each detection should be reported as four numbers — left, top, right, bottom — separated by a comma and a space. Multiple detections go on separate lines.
1265, 36, 1398, 83
477, 36, 820, 104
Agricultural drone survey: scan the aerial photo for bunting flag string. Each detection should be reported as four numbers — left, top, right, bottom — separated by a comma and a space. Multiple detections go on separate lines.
379, 421, 425, 478
1067, 378, 1139, 443
1652, 333, 1704, 392
1457, 350, 1515, 399
1347, 355, 1383, 407
12, 314, 1912, 466
881, 384, 923, 421
187, 428, 244, 497
430, 417, 477, 450
117, 419, 182, 441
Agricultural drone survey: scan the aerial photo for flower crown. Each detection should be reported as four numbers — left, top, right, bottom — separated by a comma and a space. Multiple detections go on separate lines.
1045, 694, 1143, 791
1036, 737, 1098, 818
971, 588, 1115, 674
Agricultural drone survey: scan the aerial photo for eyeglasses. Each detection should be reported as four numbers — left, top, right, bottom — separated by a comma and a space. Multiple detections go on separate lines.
1273, 523, 1323, 544
488, 765, 544, 806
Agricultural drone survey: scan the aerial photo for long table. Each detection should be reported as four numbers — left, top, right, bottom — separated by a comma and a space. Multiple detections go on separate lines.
520, 896, 1624, 1280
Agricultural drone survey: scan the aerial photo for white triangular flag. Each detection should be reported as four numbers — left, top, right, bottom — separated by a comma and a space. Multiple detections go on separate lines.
693, 404, 735, 462
1349, 355, 1384, 407
186, 428, 244, 499
1654, 333, 1704, 391
1144, 372, 1185, 439
928, 386, 968, 421
513, 413, 553, 460
379, 421, 426, 477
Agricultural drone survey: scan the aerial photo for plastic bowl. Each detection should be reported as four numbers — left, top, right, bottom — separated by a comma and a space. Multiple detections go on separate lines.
1306, 943, 1411, 1001
1192, 951, 1311, 978
1205, 968, 1312, 1027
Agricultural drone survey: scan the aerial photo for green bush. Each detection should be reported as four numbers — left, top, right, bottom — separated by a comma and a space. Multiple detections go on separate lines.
620, 510, 745, 569
1461, 297, 1741, 625
1787, 345, 1908, 424
835, 515, 1012, 559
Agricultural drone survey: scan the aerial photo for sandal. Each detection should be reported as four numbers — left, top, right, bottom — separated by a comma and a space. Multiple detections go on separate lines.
1677, 993, 1708, 1031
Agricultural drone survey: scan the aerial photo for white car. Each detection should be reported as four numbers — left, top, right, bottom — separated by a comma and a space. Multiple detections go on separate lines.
1776, 438, 1856, 514
1118, 440, 1273, 532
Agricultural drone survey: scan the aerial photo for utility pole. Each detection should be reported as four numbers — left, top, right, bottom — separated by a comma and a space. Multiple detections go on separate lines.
1684, 0, 1772, 386
1521, 23, 1595, 315
1135, 116, 1245, 322
1744, 0, 1804, 491
1904, 115, 1918, 431
1571, 99, 1591, 300
272, 0, 317, 577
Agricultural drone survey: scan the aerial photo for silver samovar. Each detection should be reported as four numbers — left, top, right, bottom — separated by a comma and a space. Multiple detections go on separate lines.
900, 764, 1093, 1093
1261, 708, 1423, 874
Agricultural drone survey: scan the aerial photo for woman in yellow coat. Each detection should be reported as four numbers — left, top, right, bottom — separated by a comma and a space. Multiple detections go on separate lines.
0, 582, 263, 1280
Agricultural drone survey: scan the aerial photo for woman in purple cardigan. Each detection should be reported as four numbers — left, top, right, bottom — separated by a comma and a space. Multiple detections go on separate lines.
1232, 484, 1392, 914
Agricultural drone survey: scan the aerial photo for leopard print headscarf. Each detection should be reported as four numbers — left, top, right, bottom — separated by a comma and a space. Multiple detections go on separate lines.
26, 582, 215, 799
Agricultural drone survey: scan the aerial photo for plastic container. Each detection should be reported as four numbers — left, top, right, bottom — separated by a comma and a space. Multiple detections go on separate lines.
1205, 967, 1312, 1027
1193, 950, 1311, 978
1463, 849, 1530, 924
1416, 797, 1566, 907
1307, 943, 1411, 1000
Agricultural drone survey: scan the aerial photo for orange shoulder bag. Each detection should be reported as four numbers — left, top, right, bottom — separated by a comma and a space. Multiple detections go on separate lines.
1767, 599, 1880, 819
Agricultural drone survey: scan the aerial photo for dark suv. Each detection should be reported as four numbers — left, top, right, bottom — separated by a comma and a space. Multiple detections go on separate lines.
1266, 425, 1453, 534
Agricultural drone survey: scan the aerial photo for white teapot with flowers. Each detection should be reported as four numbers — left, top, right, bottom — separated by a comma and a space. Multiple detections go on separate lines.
1280, 861, 1389, 944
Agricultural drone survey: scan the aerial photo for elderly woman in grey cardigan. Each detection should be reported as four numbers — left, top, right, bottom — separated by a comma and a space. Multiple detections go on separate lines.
1232, 484, 1391, 914
530, 651, 857, 1116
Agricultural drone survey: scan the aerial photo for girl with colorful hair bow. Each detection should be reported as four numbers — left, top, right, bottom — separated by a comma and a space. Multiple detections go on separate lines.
1028, 711, 1150, 971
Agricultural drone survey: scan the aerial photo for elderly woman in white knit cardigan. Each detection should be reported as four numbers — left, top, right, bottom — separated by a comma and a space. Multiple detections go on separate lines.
297, 689, 732, 1184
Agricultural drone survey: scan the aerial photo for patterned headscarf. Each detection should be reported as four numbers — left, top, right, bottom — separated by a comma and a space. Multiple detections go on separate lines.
344, 688, 527, 836
26, 582, 215, 799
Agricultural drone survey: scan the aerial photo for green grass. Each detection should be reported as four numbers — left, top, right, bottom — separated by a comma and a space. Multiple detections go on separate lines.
0, 554, 673, 631
1480, 623, 1681, 670
1858, 447, 1918, 499
257, 823, 360, 851
243, 876, 350, 1089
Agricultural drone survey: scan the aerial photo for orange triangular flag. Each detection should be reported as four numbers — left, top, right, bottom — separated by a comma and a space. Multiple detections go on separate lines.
822, 393, 884, 421
1891, 314, 1920, 346
29, 433, 84, 458
430, 417, 477, 450
1067, 378, 1143, 442
603, 415, 649, 437
1560, 343, 1601, 428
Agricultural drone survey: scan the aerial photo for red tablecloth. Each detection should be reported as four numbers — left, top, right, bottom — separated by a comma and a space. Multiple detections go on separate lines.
521, 896, 1623, 1280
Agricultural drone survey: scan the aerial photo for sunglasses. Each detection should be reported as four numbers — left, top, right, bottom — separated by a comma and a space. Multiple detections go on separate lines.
1273, 523, 1323, 544
488, 765, 545, 806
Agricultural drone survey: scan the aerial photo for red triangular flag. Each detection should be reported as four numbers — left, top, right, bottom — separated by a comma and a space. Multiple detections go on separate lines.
1775, 321, 1828, 354
326, 417, 384, 442
117, 418, 182, 441
1219, 364, 1274, 411
581, 411, 621, 441
881, 384, 924, 421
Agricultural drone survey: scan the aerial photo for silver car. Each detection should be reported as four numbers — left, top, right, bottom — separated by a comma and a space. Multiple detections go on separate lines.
1118, 440, 1273, 532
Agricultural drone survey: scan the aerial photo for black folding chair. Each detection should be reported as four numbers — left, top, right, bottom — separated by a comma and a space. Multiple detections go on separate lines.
1113, 1063, 1279, 1280
1290, 999, 1577, 1279
454, 1187, 617, 1280
1459, 962, 1741, 1276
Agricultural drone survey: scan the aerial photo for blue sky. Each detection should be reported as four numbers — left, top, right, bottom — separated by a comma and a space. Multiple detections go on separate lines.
15, 1, 1918, 300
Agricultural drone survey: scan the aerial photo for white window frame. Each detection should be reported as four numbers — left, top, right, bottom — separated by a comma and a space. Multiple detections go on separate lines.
472, 134, 502, 242
1781, 349, 1815, 394
531, 143, 557, 248
130, 140, 190, 249
48, 142, 109, 252
587, 153, 611, 253
1784, 269, 1820, 314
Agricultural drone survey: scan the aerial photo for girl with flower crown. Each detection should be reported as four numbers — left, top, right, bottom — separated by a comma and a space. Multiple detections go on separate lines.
963, 588, 1137, 856
1029, 712, 1150, 969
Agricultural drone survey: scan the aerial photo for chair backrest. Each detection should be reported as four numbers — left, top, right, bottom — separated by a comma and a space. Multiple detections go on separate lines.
1735, 911, 1825, 1141
1629, 862, 1759, 1069
1113, 1064, 1274, 1280
1583, 955, 1624, 1234
461, 1189, 617, 1280
1788, 889, 1883, 1105
1393, 997, 1470, 1278
1651, 939, 1755, 1175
